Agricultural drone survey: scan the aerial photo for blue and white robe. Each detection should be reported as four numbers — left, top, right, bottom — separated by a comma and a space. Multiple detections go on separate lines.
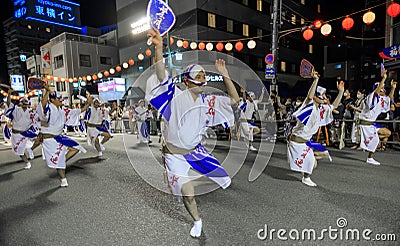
146, 72, 234, 196
359, 93, 390, 152
288, 100, 333, 174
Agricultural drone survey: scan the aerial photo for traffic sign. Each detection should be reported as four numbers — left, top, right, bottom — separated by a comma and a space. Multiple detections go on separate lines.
265, 54, 274, 64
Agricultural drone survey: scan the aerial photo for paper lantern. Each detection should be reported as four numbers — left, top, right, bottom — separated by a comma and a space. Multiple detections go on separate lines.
122, 62, 129, 69
342, 16, 354, 30
61, 78, 65, 82
43, 78, 48, 82
176, 40, 183, 48
116, 66, 122, 72
92, 74, 98, 81
363, 11, 375, 25
109, 68, 115, 74
198, 42, 205, 50
387, 2, 400, 18
104, 71, 109, 77
87, 75, 92, 81
170, 37, 174, 45
97, 72, 103, 79
225, 42, 233, 51
235, 41, 243, 52
313, 20, 322, 29
247, 40, 256, 49
216, 42, 224, 51
73, 77, 78, 82
145, 49, 152, 56
138, 53, 144, 60
128, 59, 134, 66
303, 28, 313, 40
320, 23, 332, 36
190, 42, 197, 50
46, 75, 51, 79
50, 76, 54, 80
82, 76, 87, 81
57, 77, 61, 82
182, 40, 189, 48
206, 42, 213, 51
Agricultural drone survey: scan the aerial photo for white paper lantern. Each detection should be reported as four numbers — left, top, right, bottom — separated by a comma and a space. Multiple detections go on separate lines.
138, 53, 145, 61
225, 42, 233, 51
86, 75, 92, 81
109, 68, 115, 74
247, 40, 256, 49
97, 72, 103, 79
176, 40, 183, 48
190, 42, 197, 50
206, 42, 213, 51
320, 23, 332, 36
122, 62, 129, 69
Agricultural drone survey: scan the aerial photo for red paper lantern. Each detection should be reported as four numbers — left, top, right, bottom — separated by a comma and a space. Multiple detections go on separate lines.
104, 71, 109, 77
50, 76, 54, 80
43, 78, 48, 82
116, 66, 122, 72
313, 20, 322, 29
57, 77, 62, 82
82, 76, 87, 81
342, 16, 354, 30
303, 28, 313, 40
170, 37, 174, 45
73, 77, 78, 82
182, 40, 189, 48
128, 59, 134, 66
198, 42, 205, 50
235, 41, 243, 52
387, 2, 400, 18
145, 49, 152, 56
92, 74, 98, 80
216, 42, 224, 51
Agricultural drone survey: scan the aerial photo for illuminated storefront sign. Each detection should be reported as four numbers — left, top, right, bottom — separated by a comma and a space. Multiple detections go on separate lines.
14, 0, 81, 30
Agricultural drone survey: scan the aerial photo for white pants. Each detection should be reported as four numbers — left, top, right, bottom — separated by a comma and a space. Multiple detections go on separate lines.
240, 121, 254, 142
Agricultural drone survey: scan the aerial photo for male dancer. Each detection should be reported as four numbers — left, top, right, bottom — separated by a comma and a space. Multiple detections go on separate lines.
37, 84, 92, 187
359, 71, 396, 165
147, 28, 240, 237
238, 87, 264, 151
84, 98, 112, 157
134, 99, 150, 143
288, 70, 344, 187
5, 90, 41, 169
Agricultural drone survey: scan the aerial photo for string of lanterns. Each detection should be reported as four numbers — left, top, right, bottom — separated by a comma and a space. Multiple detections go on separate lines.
1, 89, 37, 100
302, 1, 400, 41
170, 37, 256, 52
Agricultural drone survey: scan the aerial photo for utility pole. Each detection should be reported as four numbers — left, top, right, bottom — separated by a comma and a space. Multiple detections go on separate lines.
271, 0, 279, 93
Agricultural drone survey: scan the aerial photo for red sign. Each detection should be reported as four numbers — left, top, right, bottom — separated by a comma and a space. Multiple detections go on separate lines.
265, 54, 274, 64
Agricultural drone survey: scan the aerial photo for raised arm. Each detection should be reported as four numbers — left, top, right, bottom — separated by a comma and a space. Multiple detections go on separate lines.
80, 96, 93, 113
215, 59, 240, 104
6, 88, 13, 107
332, 80, 345, 109
258, 87, 265, 102
374, 70, 387, 95
389, 80, 397, 100
41, 83, 51, 111
304, 69, 320, 105
147, 28, 165, 82
240, 88, 246, 101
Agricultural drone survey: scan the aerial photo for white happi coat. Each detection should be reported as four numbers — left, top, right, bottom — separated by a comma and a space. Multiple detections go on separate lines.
288, 100, 333, 174
359, 93, 391, 152
5, 103, 37, 155
37, 103, 86, 169
135, 106, 149, 142
86, 106, 108, 147
239, 99, 259, 141
146, 72, 233, 196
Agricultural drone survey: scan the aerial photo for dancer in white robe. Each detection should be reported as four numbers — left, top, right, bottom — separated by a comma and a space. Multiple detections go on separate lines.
287, 69, 344, 187
147, 28, 240, 238
84, 98, 112, 157
359, 71, 396, 165
37, 84, 92, 187
134, 99, 150, 143
5, 89, 41, 169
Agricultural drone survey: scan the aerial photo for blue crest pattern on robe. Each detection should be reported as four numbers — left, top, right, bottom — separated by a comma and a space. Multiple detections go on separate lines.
183, 144, 229, 178
140, 121, 149, 139
54, 135, 80, 147
4, 125, 11, 139
293, 102, 314, 125
149, 77, 174, 121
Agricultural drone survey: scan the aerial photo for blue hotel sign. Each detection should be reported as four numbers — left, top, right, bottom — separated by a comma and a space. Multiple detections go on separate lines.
14, 0, 81, 30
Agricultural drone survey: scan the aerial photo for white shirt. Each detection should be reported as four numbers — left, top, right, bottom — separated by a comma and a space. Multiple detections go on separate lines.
239, 99, 258, 120
5, 103, 36, 131
292, 100, 333, 140
37, 103, 81, 135
146, 73, 234, 150
87, 106, 103, 125
359, 93, 390, 122
102, 108, 110, 121
135, 106, 147, 121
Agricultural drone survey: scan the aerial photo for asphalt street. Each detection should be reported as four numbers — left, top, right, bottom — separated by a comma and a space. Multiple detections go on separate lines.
0, 134, 399, 245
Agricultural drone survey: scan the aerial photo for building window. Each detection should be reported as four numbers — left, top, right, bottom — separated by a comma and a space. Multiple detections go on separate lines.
45, 27, 51, 33
291, 14, 296, 25
243, 0, 248, 6
317, 4, 321, 13
257, 28, 263, 39
257, 0, 262, 11
79, 54, 91, 67
27, 25, 31, 29
243, 24, 249, 36
227, 19, 233, 32
281, 61, 286, 72
301, 0, 306, 5
258, 58, 263, 69
300, 18, 305, 25
56, 82, 66, 92
309, 44, 313, 54
208, 13, 216, 28
54, 55, 64, 69
100, 56, 112, 65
